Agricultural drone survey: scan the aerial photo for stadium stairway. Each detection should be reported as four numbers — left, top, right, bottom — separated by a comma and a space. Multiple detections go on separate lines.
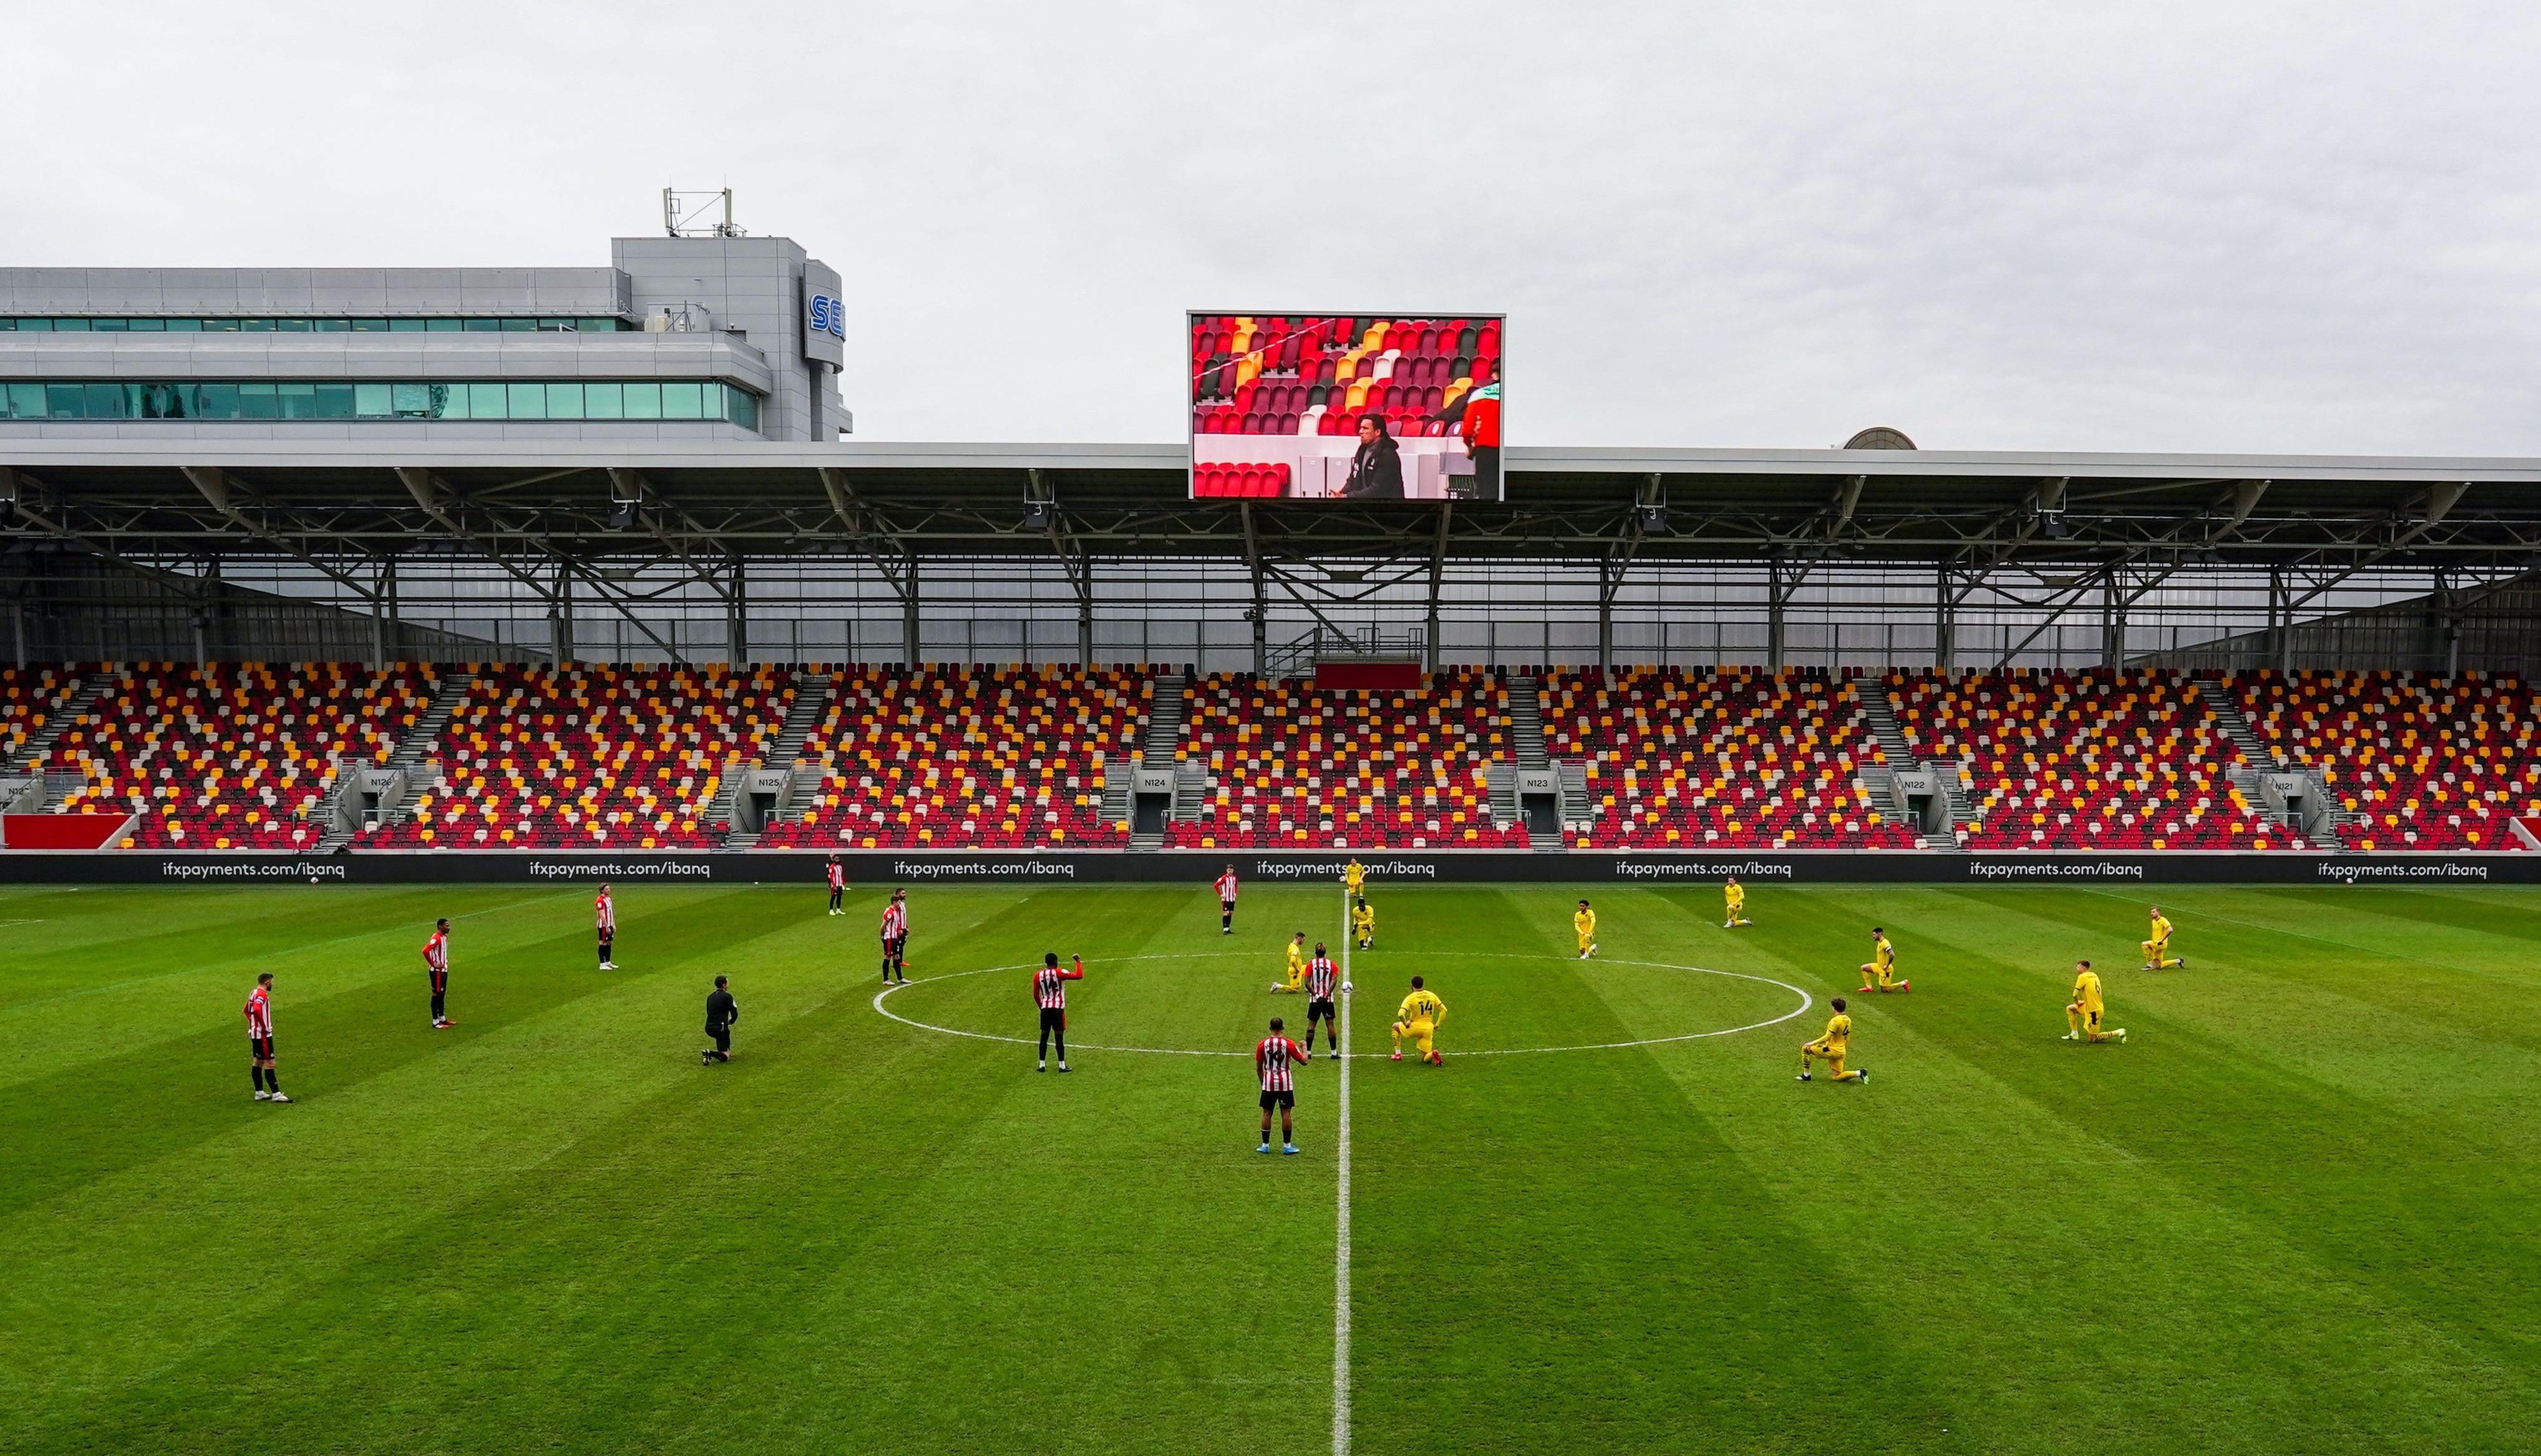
1129, 669, 1192, 850
1505, 674, 1562, 852
723, 670, 831, 848
12, 672, 105, 783
2189, 677, 2352, 852
1855, 686, 1941, 847
377, 668, 475, 831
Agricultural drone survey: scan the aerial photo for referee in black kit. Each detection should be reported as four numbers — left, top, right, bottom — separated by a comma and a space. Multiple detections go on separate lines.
702, 976, 739, 1065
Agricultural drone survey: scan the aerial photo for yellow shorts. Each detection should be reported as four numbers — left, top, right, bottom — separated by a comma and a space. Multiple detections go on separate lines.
1804, 1039, 1847, 1062
1395, 1018, 1436, 1052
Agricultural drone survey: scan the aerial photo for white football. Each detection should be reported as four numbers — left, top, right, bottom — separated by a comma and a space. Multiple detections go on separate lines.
1342, 981, 1354, 994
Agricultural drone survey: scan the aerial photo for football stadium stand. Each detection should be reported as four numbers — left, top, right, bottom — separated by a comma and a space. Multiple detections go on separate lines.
44, 663, 439, 850
760, 665, 1147, 849
2226, 669, 2540, 851
1, 658, 2532, 857
1165, 669, 1531, 849
1887, 669, 2291, 850
1189, 315, 1501, 439
1538, 668, 1921, 850
359, 664, 793, 850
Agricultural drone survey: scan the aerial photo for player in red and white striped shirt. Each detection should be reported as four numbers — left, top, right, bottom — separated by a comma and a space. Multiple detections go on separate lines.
424, 918, 452, 1028
595, 885, 618, 970
1215, 864, 1238, 934
1302, 943, 1341, 1057
1033, 951, 1084, 1072
826, 855, 846, 916
1255, 1017, 1307, 1154
243, 972, 289, 1103
880, 890, 910, 984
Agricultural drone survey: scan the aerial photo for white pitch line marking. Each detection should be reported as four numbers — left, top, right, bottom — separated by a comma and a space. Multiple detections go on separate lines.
1334, 883, 1353, 1456
870, 950, 1814, 1058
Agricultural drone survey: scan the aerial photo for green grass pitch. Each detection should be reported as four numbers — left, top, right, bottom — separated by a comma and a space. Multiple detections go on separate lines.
2, 878, 2537, 1454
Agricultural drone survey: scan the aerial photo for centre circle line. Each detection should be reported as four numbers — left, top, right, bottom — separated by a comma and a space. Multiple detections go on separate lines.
871, 950, 1815, 1057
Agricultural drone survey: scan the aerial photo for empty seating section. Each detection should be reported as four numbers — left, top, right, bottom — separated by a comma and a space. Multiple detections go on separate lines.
361, 665, 791, 850
49, 664, 437, 850
2228, 670, 2540, 850
1192, 463, 1292, 498
1539, 669, 1917, 849
1888, 670, 2285, 850
760, 666, 1147, 849
0, 666, 80, 759
1166, 671, 1528, 849
1189, 315, 1502, 439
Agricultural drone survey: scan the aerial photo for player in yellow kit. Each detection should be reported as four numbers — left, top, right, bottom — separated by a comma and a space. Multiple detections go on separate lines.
1799, 996, 1865, 1082
1352, 896, 1375, 949
1391, 976, 1447, 1065
2142, 906, 2184, 970
1343, 858, 1366, 899
1274, 931, 1307, 993
1573, 899, 1597, 959
1723, 877, 1751, 928
2065, 959, 2126, 1043
1858, 926, 1910, 993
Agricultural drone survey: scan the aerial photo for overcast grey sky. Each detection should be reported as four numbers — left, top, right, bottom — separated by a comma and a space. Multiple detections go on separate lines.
7, 2, 2536, 454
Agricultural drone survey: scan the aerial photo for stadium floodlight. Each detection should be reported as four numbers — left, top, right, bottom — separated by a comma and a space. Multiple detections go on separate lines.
1636, 503, 1668, 533
606, 482, 640, 531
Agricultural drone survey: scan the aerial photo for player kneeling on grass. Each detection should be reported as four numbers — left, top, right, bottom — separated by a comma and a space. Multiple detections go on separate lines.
1391, 976, 1446, 1065
1256, 1016, 1308, 1155
1724, 877, 1751, 928
1574, 899, 1597, 959
2065, 960, 2126, 1044
1799, 997, 1865, 1083
1034, 951, 1085, 1073
2142, 906, 2184, 971
1275, 931, 1307, 993
1858, 926, 1909, 993
702, 976, 739, 1064
1353, 896, 1374, 950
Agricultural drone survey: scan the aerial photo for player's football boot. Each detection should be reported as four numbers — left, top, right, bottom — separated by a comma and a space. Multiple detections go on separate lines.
1854, 1070, 1867, 1083
1057, 1062, 1071, 1072
1390, 1050, 1403, 1061
255, 1090, 271, 1100
1258, 1142, 1271, 1154
1282, 1143, 1299, 1155
1797, 1072, 1811, 1082
268, 1093, 293, 1103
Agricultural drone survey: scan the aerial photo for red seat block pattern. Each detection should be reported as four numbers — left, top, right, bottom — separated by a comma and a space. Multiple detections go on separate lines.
0, 666, 82, 760
359, 664, 792, 850
1540, 668, 1918, 850
1188, 314, 1500, 441
1890, 669, 2285, 851
758, 665, 1149, 850
1192, 464, 1292, 498
2230, 669, 2541, 851
1165, 670, 1530, 850
49, 663, 437, 851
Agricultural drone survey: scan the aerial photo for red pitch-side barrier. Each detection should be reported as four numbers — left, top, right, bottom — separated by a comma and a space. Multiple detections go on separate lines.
2, 814, 134, 850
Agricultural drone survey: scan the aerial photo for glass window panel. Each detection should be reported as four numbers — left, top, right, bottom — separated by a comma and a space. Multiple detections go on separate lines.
165, 319, 202, 332
311, 383, 354, 419
92, 319, 128, 331
84, 382, 125, 418
6, 382, 44, 418
242, 319, 273, 332
661, 381, 704, 419
315, 319, 349, 332
195, 383, 240, 419
389, 318, 425, 332
46, 383, 84, 418
578, 318, 620, 332
238, 382, 279, 419
583, 382, 623, 418
727, 386, 760, 432
354, 383, 393, 417
138, 382, 188, 418
53, 318, 88, 331
462, 319, 500, 332
428, 384, 460, 419
277, 382, 319, 419
278, 319, 312, 333
0, 320, 15, 331
128, 319, 166, 332
501, 318, 534, 332
389, 382, 429, 417
350, 319, 387, 331
7, 319, 42, 331
429, 318, 462, 332
537, 318, 570, 332
507, 381, 545, 418
543, 381, 584, 419
623, 381, 661, 419
468, 382, 507, 419
201, 319, 240, 332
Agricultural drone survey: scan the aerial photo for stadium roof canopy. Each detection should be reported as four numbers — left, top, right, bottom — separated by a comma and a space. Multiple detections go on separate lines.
3, 438, 2539, 577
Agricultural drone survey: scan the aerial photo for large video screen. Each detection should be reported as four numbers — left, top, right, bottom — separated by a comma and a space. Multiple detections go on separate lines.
1189, 313, 1503, 502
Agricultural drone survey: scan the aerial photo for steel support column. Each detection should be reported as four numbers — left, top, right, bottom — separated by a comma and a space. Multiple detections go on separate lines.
727, 553, 748, 666
1767, 550, 1790, 669
1935, 565, 1958, 674
2101, 563, 2127, 669
903, 558, 921, 665
1424, 503, 1452, 675
550, 555, 574, 664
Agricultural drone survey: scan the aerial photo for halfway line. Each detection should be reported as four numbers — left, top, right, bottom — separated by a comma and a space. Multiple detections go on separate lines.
1333, 881, 1353, 1456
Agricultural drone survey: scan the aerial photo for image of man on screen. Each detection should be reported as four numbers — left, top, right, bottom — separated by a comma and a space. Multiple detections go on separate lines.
1457, 357, 1503, 500
1339, 415, 1405, 500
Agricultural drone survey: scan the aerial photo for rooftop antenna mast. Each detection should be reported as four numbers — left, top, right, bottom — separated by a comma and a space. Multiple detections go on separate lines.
663, 188, 744, 238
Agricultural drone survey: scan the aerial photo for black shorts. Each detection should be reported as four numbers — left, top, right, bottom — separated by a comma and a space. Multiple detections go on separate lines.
598, 929, 613, 944
1039, 1007, 1066, 1030
885, 935, 906, 956
1307, 997, 1336, 1022
249, 1034, 273, 1060
1220, 899, 1236, 913
1259, 1088, 1295, 1110
708, 1027, 731, 1051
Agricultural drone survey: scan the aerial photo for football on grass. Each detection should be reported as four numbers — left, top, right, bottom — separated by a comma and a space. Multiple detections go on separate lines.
1342, 981, 1354, 994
